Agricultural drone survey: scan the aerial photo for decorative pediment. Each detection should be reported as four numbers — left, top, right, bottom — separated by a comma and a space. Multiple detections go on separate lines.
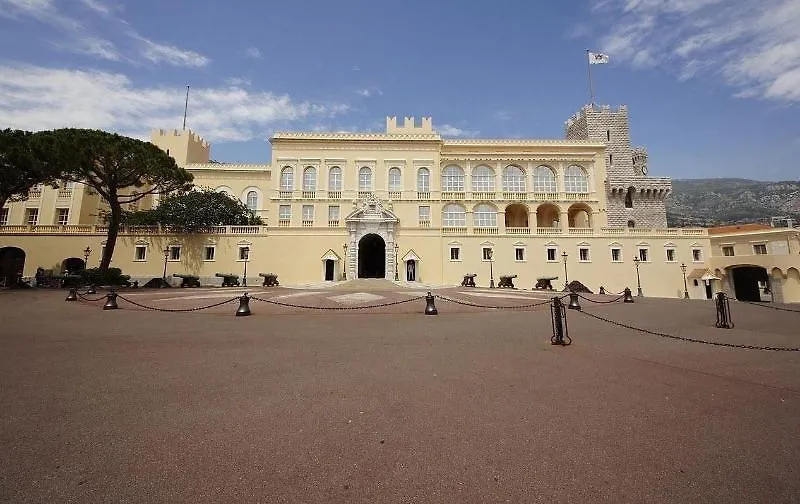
402, 249, 421, 262
576, 241, 590, 247
608, 241, 622, 247
321, 249, 340, 261
345, 193, 399, 223
544, 241, 558, 247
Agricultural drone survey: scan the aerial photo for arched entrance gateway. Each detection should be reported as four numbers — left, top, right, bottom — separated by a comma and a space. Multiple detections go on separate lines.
730, 266, 769, 302
0, 247, 26, 287
358, 234, 386, 278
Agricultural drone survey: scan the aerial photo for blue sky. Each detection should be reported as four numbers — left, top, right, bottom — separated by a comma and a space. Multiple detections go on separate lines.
1, 0, 798, 181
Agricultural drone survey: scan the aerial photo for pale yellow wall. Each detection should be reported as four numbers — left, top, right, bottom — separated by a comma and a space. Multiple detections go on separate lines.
150, 129, 210, 165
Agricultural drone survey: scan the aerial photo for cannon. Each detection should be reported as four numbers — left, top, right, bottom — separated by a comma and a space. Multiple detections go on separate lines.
460, 273, 477, 287
259, 272, 280, 287
172, 273, 201, 288
215, 273, 240, 287
535, 276, 559, 290
498, 274, 517, 288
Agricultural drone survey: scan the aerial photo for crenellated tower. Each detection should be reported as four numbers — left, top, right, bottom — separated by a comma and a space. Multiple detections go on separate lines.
565, 104, 671, 228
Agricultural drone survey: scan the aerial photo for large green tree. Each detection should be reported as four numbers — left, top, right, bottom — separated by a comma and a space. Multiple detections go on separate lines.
0, 129, 59, 211
33, 129, 193, 271
124, 188, 263, 232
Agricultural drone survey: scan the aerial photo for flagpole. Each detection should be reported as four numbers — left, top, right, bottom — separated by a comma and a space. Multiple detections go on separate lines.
586, 50, 595, 107
182, 84, 190, 130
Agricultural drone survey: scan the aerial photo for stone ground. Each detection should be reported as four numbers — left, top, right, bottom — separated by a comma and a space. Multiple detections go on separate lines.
1, 284, 799, 503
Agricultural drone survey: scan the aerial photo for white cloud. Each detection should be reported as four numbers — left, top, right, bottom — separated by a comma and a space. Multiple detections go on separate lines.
137, 36, 209, 67
586, 0, 800, 103
79, 0, 112, 15
0, 64, 349, 142
355, 88, 382, 98
438, 124, 479, 137
244, 47, 261, 59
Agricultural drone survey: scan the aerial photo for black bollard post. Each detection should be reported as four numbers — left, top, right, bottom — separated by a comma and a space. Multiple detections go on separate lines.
568, 292, 581, 311
103, 290, 118, 310
65, 288, 78, 302
424, 291, 438, 315
550, 296, 570, 346
86, 284, 97, 295
236, 293, 252, 317
623, 287, 635, 303
715, 292, 733, 329
599, 286, 606, 295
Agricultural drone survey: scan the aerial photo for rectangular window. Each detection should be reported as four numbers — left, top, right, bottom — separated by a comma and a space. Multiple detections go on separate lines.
515, 247, 525, 261
722, 246, 735, 257
753, 244, 767, 255
579, 247, 590, 262
238, 246, 250, 261
638, 248, 649, 262
328, 205, 340, 222
0, 208, 8, 225
611, 248, 621, 262
692, 248, 702, 262
482, 247, 493, 261
418, 206, 431, 221
56, 208, 69, 226
665, 249, 676, 262
450, 247, 460, 261
547, 247, 557, 262
279, 205, 291, 220
134, 245, 147, 261
25, 208, 39, 225
204, 246, 216, 261
302, 205, 314, 222
169, 246, 181, 261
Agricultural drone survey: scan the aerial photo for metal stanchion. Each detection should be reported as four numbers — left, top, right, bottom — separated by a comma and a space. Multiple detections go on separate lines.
103, 290, 118, 310
623, 287, 635, 303
599, 286, 606, 295
65, 288, 77, 302
550, 296, 571, 346
715, 292, 733, 329
424, 291, 438, 315
86, 284, 97, 295
568, 292, 581, 311
236, 293, 252, 317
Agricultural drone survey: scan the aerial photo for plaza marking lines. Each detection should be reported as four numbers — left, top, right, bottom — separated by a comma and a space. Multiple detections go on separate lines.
271, 291, 323, 299
327, 292, 386, 304
149, 291, 249, 302
394, 291, 432, 296
458, 291, 552, 300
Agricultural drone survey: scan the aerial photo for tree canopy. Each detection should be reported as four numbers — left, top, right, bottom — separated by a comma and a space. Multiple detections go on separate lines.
33, 129, 193, 271
124, 189, 263, 232
0, 129, 60, 210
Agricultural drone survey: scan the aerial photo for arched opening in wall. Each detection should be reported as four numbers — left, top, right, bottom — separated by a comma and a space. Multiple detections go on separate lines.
0, 247, 26, 287
324, 259, 335, 281
730, 266, 769, 302
505, 203, 529, 228
625, 187, 634, 208
61, 257, 85, 274
627, 220, 635, 228
567, 203, 592, 228
406, 260, 416, 282
358, 234, 385, 278
536, 204, 560, 228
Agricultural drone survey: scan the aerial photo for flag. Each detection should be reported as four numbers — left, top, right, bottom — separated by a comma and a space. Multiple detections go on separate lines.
588, 52, 610, 65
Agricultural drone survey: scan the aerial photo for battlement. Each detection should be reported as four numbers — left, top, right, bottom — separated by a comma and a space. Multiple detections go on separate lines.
565, 104, 628, 128
150, 128, 210, 165
150, 128, 210, 149
386, 116, 434, 135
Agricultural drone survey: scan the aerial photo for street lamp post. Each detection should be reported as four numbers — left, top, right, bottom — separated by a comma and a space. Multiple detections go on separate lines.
634, 257, 643, 297
162, 247, 170, 288
241, 246, 250, 287
562, 251, 569, 290
394, 242, 399, 281
83, 246, 91, 268
342, 243, 348, 280
681, 263, 689, 299
488, 249, 495, 288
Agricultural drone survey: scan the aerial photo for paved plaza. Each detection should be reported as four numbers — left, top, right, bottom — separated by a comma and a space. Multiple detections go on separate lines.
1, 284, 799, 503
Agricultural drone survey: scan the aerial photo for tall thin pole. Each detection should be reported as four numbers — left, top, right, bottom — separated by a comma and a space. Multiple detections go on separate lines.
182, 85, 190, 130
586, 50, 595, 106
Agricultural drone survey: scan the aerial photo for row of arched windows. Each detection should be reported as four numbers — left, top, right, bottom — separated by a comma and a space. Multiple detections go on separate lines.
278, 164, 589, 193
216, 187, 261, 212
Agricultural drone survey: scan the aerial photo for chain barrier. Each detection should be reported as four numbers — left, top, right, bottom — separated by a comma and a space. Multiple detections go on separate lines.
740, 300, 800, 314
116, 294, 240, 313
434, 294, 555, 310
577, 293, 626, 304
249, 295, 426, 311
577, 309, 800, 352
77, 292, 107, 302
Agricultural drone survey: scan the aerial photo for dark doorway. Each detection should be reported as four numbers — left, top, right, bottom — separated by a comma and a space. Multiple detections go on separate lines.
358, 234, 385, 278
731, 266, 768, 302
324, 259, 335, 281
705, 282, 713, 299
0, 247, 26, 287
62, 257, 86, 274
406, 260, 416, 282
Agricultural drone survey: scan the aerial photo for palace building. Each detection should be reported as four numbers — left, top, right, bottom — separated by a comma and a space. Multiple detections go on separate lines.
1, 104, 799, 302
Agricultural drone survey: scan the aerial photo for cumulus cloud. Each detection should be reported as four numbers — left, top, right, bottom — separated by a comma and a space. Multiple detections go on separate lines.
586, 0, 800, 103
244, 47, 261, 59
438, 124, 479, 137
355, 88, 382, 97
0, 64, 349, 142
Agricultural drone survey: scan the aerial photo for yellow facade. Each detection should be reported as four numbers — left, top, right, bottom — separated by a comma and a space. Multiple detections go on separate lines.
2, 111, 799, 302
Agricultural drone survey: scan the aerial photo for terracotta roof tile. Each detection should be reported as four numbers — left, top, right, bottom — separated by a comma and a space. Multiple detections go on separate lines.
708, 224, 772, 235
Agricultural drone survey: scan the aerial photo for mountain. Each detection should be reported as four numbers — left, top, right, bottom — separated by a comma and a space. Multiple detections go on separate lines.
665, 178, 800, 228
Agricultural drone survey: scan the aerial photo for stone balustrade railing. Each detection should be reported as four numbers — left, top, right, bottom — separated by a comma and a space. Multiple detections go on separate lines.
0, 225, 267, 235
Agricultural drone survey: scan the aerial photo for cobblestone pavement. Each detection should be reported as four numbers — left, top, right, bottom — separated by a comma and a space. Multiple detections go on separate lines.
1, 287, 799, 503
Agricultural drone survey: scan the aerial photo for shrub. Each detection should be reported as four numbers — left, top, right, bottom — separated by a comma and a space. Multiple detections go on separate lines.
79, 267, 131, 286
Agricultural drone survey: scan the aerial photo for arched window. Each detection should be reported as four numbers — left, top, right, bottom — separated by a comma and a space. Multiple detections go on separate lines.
417, 168, 430, 192
625, 187, 634, 208
302, 167, 316, 191
328, 167, 342, 192
473, 204, 498, 227
246, 191, 258, 211
442, 165, 465, 192
388, 167, 402, 191
502, 165, 526, 193
358, 167, 372, 191
442, 204, 466, 227
472, 165, 495, 192
564, 165, 589, 193
280, 167, 294, 191
533, 165, 557, 193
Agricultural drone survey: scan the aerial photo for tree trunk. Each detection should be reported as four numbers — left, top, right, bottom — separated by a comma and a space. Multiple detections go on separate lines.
100, 202, 122, 272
